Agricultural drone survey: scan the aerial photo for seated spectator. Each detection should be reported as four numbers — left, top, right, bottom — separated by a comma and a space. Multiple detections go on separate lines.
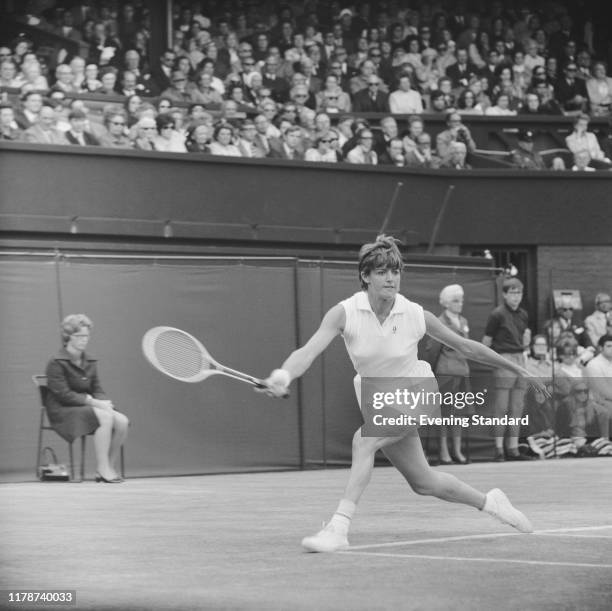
428, 90, 449, 113
68, 58, 86, 90
555, 62, 588, 114
237, 119, 266, 158
289, 83, 316, 111
586, 62, 612, 117
525, 334, 553, 379
565, 114, 612, 167
405, 132, 442, 169
45, 313, 128, 483
51, 64, 79, 94
99, 110, 132, 149
445, 47, 478, 89
352, 75, 390, 113
0, 103, 23, 141
524, 40, 545, 72
346, 128, 378, 165
98, 68, 119, 95
261, 55, 290, 103
132, 116, 158, 151
401, 115, 425, 155
87, 22, 121, 68
19, 60, 49, 93
436, 111, 476, 161
152, 113, 186, 153
519, 92, 543, 115
456, 89, 484, 115
440, 141, 472, 169
534, 81, 563, 115
189, 73, 223, 107
208, 123, 242, 157
15, 91, 43, 129
375, 116, 399, 156
269, 124, 303, 160
545, 298, 594, 357
161, 70, 192, 103
0, 59, 23, 88
23, 103, 67, 145
304, 132, 338, 163
554, 338, 585, 403
485, 93, 517, 116
584, 334, 612, 430
510, 129, 546, 170
380, 137, 407, 167
388, 74, 423, 114
563, 381, 610, 448
82, 63, 103, 92
65, 109, 100, 146
585, 294, 612, 347
253, 113, 276, 154
117, 70, 150, 97
315, 74, 351, 113
185, 122, 211, 154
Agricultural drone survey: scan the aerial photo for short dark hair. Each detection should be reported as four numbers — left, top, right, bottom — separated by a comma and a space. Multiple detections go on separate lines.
502, 278, 523, 293
358, 235, 403, 289
598, 333, 612, 348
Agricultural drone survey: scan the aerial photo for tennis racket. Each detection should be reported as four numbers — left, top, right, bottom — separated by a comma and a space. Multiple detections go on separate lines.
142, 326, 288, 396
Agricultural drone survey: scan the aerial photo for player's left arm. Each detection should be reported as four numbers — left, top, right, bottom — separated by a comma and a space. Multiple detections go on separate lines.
424, 311, 547, 394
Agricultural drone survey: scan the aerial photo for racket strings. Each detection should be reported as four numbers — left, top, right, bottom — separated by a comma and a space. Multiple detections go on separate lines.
154, 330, 212, 379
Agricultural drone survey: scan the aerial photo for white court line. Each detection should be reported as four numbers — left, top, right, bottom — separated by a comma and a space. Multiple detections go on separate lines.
536, 533, 612, 539
339, 550, 612, 569
346, 524, 612, 551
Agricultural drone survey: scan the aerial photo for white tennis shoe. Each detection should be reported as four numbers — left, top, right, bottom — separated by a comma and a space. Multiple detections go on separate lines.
483, 488, 534, 533
302, 522, 349, 553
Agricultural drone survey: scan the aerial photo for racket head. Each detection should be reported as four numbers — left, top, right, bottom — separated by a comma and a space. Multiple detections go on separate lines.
142, 326, 220, 383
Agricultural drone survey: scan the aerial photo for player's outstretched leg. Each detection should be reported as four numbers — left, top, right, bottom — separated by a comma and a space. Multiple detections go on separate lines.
382, 434, 534, 534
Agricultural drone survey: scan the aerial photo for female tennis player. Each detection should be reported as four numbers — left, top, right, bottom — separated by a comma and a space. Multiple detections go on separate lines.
261, 235, 546, 552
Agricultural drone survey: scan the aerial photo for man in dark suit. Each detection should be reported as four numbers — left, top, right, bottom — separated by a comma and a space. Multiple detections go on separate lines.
555, 61, 588, 112
268, 125, 304, 160
262, 56, 290, 104
446, 48, 478, 88
149, 49, 176, 96
352, 76, 389, 113
64, 109, 100, 146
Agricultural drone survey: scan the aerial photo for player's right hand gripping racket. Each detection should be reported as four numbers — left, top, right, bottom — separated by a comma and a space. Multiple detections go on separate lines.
142, 326, 289, 396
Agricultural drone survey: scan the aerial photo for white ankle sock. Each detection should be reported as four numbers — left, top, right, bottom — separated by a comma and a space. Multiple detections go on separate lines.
330, 499, 356, 533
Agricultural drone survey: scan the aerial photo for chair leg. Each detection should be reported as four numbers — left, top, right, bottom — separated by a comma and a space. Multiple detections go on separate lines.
80, 436, 86, 481
120, 446, 125, 479
68, 442, 74, 481
36, 410, 45, 480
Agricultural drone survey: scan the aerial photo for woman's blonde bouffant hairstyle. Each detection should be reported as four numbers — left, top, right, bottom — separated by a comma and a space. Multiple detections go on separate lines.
60, 313, 93, 345
358, 234, 403, 289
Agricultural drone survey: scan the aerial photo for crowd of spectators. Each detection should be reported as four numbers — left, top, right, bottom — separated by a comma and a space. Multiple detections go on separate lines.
518, 292, 612, 458
1, 1, 612, 169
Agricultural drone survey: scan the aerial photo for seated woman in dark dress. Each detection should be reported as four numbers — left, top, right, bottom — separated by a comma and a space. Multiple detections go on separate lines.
45, 314, 129, 483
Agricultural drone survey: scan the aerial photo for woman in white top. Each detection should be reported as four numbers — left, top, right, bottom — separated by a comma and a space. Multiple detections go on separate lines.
261, 235, 545, 552
304, 133, 338, 163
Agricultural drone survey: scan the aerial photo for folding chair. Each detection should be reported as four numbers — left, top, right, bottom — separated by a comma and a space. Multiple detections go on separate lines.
33, 375, 125, 482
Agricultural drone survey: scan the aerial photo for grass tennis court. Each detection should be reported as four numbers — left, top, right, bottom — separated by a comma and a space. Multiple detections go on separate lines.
1, 459, 611, 611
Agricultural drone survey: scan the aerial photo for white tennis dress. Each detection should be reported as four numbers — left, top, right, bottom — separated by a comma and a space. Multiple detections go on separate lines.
340, 291, 434, 407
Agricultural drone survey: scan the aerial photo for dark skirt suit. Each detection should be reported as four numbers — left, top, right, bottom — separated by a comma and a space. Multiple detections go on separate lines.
427, 312, 472, 418
45, 348, 106, 442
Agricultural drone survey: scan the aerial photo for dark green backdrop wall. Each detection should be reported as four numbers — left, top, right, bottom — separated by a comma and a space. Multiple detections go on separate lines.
0, 254, 496, 482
